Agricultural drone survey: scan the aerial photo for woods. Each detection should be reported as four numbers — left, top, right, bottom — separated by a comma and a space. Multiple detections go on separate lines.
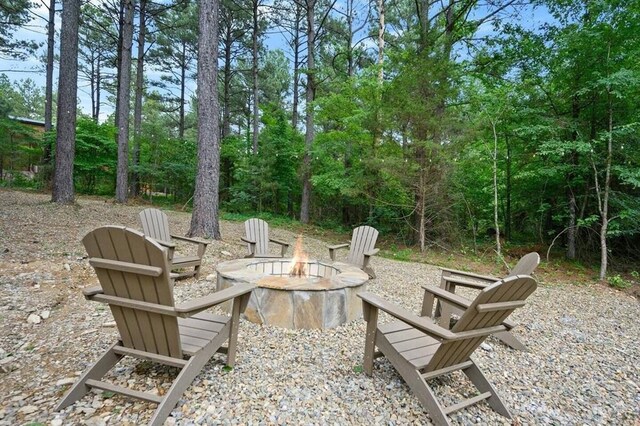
0, 0, 639, 278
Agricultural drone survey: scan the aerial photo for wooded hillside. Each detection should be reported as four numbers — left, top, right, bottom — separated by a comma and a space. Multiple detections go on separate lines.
1, 0, 639, 279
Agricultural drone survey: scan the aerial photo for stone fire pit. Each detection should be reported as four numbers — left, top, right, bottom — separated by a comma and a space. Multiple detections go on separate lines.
216, 258, 369, 329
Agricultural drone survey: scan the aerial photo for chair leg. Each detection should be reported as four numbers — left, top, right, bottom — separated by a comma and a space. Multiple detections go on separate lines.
362, 304, 379, 375
148, 350, 212, 426
403, 369, 451, 426
463, 361, 512, 419
149, 325, 229, 426
494, 330, 527, 351
55, 343, 123, 411
193, 264, 201, 279
226, 297, 244, 367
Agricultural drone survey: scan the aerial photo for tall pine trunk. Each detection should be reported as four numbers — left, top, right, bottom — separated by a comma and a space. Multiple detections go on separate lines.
42, 0, 56, 185
291, 3, 302, 129
221, 24, 232, 138
300, 0, 315, 224
189, 0, 221, 239
115, 0, 134, 203
491, 119, 502, 257
52, 0, 80, 204
179, 41, 186, 139
131, 0, 146, 197
251, 0, 259, 154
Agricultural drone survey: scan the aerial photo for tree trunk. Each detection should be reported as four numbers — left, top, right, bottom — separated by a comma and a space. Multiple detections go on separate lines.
90, 53, 97, 120
114, 1, 124, 130
221, 23, 232, 138
251, 0, 259, 154
131, 0, 146, 198
179, 41, 186, 139
115, 0, 134, 203
505, 132, 511, 241
599, 77, 613, 281
96, 55, 101, 120
44, 0, 56, 135
299, 0, 315, 224
291, 3, 301, 129
491, 119, 501, 257
42, 0, 56, 184
52, 0, 80, 204
377, 0, 384, 84
189, 0, 221, 239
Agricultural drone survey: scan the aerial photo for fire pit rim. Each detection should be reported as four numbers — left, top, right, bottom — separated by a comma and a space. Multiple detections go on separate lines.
216, 258, 368, 291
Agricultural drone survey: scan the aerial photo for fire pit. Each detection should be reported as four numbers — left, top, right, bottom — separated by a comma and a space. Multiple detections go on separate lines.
216, 237, 369, 329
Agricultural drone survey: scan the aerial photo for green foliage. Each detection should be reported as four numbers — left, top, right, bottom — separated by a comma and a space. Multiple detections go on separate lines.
607, 274, 631, 289
0, 0, 39, 59
73, 118, 117, 194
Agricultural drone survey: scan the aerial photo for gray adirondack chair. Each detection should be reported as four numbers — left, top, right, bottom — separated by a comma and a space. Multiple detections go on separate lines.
56, 226, 254, 426
328, 225, 379, 278
431, 252, 540, 350
359, 275, 537, 425
139, 208, 208, 279
241, 218, 290, 258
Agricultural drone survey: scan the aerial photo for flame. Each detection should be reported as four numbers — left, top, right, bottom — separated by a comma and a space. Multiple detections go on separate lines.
289, 234, 309, 277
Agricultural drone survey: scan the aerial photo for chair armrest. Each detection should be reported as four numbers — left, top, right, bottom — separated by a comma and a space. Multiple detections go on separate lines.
442, 276, 492, 290
421, 285, 516, 329
328, 243, 349, 261
422, 285, 472, 310
174, 283, 255, 317
241, 236, 257, 256
171, 234, 209, 246
364, 248, 380, 257
269, 238, 289, 256
358, 291, 454, 340
155, 239, 176, 249
440, 267, 498, 283
328, 243, 349, 250
154, 239, 176, 260
269, 238, 289, 247
83, 286, 103, 298
87, 293, 178, 316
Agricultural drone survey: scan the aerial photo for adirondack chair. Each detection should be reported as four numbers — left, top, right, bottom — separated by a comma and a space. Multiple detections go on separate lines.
359, 275, 537, 425
432, 252, 540, 350
327, 225, 379, 278
139, 208, 208, 279
56, 226, 254, 426
241, 218, 290, 258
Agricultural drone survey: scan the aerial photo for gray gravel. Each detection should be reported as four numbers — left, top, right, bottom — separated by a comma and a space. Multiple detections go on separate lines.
0, 189, 639, 425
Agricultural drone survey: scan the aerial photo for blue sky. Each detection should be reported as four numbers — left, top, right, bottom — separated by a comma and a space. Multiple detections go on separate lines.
1, 1, 553, 123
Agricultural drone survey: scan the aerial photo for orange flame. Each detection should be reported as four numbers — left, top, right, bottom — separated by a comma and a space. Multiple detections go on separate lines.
289, 234, 309, 277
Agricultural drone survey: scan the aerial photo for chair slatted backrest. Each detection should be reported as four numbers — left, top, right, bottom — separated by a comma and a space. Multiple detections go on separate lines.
83, 226, 182, 358
426, 275, 537, 371
139, 208, 172, 243
244, 218, 269, 255
347, 226, 379, 267
508, 252, 540, 276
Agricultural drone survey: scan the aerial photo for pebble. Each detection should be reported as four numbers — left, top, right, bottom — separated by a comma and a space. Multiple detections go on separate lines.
27, 314, 41, 324
41, 310, 51, 319
18, 406, 38, 415
56, 377, 77, 386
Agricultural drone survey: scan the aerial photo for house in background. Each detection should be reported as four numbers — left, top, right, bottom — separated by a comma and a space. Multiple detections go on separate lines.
0, 116, 46, 181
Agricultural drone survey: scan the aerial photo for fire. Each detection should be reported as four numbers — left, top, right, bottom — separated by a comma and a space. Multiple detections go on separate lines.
289, 234, 309, 277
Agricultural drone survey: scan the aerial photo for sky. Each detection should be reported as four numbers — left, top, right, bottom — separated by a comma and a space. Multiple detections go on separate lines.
1, 1, 554, 124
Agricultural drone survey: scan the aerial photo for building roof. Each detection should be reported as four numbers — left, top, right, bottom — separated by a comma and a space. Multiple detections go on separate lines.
8, 116, 47, 127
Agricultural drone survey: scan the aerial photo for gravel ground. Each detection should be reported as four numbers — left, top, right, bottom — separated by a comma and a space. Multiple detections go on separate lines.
0, 189, 638, 425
